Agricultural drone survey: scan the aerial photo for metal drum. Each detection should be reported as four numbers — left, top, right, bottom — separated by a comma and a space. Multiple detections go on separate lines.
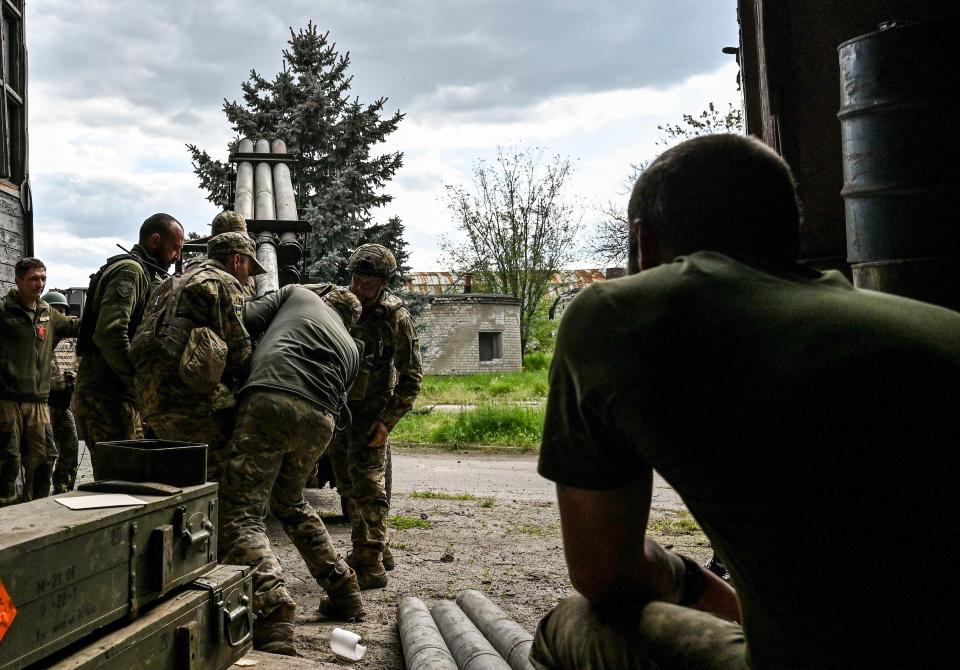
838, 19, 960, 309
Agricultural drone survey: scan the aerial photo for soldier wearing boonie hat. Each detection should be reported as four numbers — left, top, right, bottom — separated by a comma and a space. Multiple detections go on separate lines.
132, 230, 259, 483
211, 210, 247, 236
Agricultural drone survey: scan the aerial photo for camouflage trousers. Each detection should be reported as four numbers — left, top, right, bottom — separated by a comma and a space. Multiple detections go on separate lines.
50, 401, 79, 493
219, 391, 338, 617
74, 393, 143, 477
0, 399, 54, 505
327, 417, 388, 568
530, 594, 747, 670
145, 410, 235, 482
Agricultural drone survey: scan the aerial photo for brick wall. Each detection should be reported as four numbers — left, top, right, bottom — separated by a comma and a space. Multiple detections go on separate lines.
418, 294, 523, 375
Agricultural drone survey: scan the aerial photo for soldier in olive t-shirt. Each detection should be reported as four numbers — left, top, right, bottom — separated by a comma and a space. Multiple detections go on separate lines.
531, 135, 960, 670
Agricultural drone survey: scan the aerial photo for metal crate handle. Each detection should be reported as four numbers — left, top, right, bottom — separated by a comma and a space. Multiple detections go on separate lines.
223, 594, 253, 648
182, 519, 214, 546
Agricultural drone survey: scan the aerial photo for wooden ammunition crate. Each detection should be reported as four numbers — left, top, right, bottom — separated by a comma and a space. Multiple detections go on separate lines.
41, 564, 252, 670
0, 483, 218, 669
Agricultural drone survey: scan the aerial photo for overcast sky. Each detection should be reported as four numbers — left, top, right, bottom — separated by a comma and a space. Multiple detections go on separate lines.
27, 0, 741, 289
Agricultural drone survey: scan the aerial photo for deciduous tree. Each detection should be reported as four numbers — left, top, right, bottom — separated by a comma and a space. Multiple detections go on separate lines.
443, 148, 581, 355
589, 102, 743, 266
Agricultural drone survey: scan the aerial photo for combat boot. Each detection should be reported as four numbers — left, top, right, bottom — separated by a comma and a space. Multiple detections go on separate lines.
319, 559, 368, 621
347, 548, 388, 590
253, 603, 297, 656
347, 545, 395, 572
382, 544, 396, 571
355, 564, 388, 590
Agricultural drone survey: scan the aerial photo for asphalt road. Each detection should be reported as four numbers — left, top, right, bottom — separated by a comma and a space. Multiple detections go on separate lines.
389, 449, 686, 511
75, 443, 685, 511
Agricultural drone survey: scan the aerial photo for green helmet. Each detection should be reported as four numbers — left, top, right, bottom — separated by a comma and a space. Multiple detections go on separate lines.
42, 291, 69, 308
346, 244, 397, 280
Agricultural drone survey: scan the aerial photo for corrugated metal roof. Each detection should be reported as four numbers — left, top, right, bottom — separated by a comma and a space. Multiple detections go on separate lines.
404, 269, 612, 296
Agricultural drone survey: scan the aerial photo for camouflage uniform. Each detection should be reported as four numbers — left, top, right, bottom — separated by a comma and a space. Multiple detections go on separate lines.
74, 244, 163, 458
0, 291, 80, 504
219, 391, 342, 616
132, 234, 259, 480
530, 594, 747, 669
49, 338, 80, 493
221, 286, 365, 652
328, 287, 422, 573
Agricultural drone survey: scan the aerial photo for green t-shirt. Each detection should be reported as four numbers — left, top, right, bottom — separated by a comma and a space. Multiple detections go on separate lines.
539, 251, 960, 669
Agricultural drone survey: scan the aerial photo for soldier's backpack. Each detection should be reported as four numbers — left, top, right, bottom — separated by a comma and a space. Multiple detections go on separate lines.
129, 263, 229, 394
178, 326, 227, 394
76, 252, 152, 355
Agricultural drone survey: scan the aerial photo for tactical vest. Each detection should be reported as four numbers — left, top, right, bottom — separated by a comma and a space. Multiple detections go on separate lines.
76, 253, 152, 355
348, 292, 404, 402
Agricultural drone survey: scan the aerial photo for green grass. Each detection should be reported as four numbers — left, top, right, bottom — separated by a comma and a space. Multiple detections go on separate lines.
410, 490, 480, 501
409, 490, 497, 507
417, 369, 549, 405
388, 514, 431, 530
523, 351, 552, 371
392, 404, 545, 449
647, 511, 703, 535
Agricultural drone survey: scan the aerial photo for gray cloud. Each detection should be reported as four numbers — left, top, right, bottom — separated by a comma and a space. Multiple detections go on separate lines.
29, 0, 738, 129
33, 172, 163, 239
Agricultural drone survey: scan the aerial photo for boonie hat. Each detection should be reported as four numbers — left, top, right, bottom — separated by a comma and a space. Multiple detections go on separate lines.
207, 232, 268, 276
211, 210, 247, 235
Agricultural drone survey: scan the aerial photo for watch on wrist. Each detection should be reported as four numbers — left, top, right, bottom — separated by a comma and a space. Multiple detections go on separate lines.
675, 553, 706, 606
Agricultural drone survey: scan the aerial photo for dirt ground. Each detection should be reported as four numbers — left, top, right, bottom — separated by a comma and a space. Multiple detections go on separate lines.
266, 448, 712, 669
74, 444, 710, 669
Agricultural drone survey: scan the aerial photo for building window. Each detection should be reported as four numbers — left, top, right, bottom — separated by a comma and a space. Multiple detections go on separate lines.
478, 331, 502, 362
0, 0, 26, 184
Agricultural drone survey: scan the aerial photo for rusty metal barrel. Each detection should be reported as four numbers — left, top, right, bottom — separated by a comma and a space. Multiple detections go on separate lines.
838, 19, 960, 310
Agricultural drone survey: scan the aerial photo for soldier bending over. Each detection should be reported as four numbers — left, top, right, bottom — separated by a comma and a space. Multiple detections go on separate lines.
220, 284, 366, 656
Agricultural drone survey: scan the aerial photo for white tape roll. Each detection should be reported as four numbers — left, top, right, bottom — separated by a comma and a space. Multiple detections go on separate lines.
331, 627, 367, 661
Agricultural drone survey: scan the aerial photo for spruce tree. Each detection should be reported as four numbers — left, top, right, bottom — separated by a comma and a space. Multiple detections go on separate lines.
187, 22, 409, 285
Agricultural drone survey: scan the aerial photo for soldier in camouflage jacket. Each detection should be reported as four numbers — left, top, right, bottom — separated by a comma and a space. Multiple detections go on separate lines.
131, 232, 264, 481
327, 244, 423, 589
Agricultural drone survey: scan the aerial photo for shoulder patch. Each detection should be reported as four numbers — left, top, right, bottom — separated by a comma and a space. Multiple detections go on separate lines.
117, 279, 135, 298
234, 303, 242, 317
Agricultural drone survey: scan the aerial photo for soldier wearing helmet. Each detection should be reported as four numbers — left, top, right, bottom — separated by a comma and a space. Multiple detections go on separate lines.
42, 291, 81, 493
328, 243, 423, 589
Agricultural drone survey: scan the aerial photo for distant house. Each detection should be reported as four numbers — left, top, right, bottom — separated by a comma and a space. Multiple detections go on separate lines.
405, 268, 623, 375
